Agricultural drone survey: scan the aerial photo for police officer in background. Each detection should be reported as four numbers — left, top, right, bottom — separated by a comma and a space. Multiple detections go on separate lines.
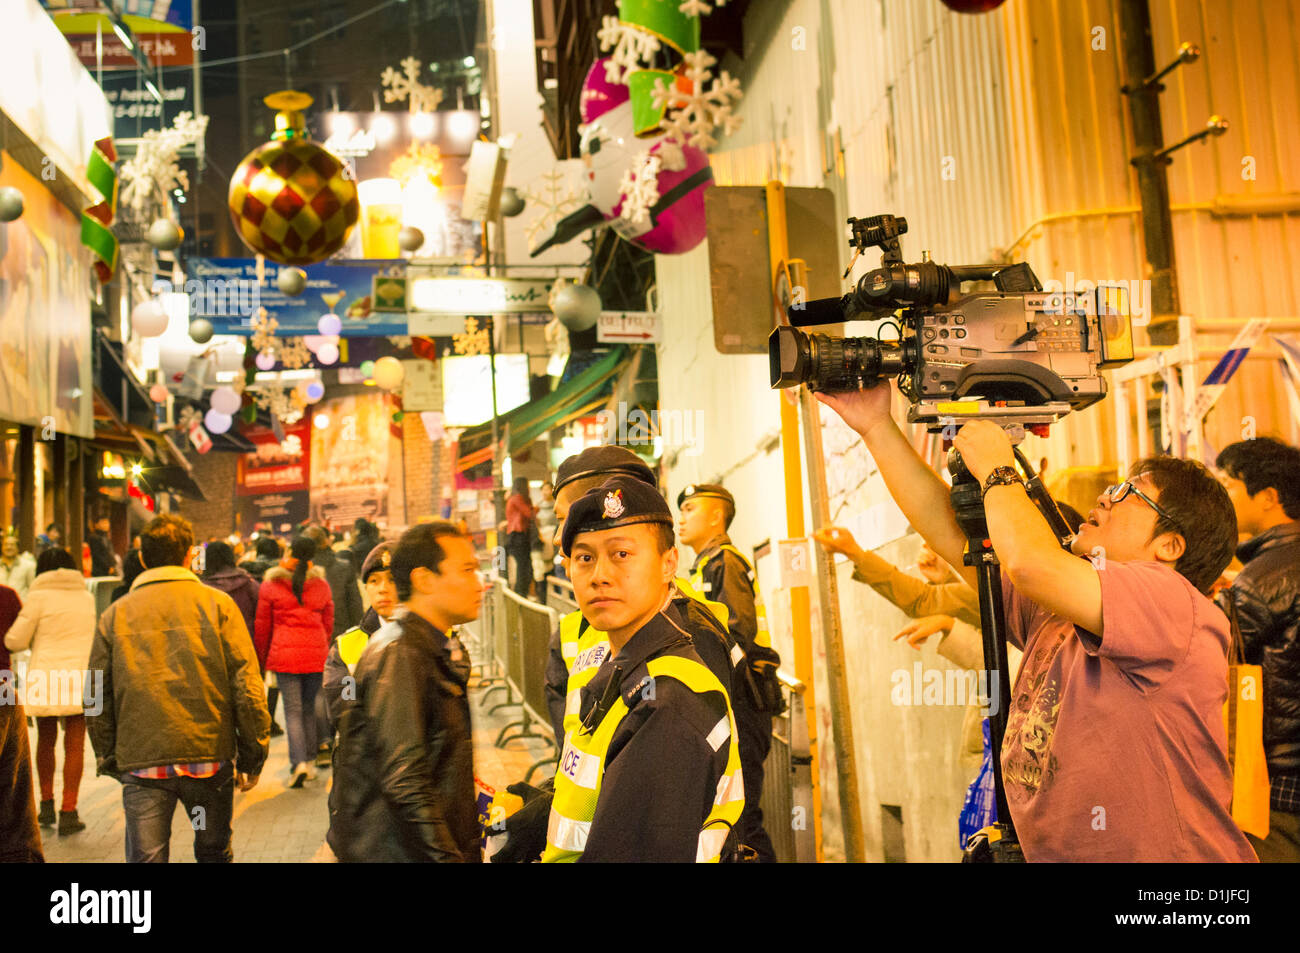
543, 476, 743, 861
677, 484, 782, 863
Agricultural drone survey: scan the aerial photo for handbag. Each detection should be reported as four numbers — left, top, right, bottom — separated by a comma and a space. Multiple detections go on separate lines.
1222, 595, 1270, 839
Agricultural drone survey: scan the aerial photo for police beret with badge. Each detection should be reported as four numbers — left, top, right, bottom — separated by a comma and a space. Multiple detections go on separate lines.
675, 483, 735, 510
555, 445, 657, 494
359, 540, 395, 582
561, 476, 675, 556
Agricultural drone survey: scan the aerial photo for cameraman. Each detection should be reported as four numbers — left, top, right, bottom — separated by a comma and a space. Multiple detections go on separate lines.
818, 382, 1256, 862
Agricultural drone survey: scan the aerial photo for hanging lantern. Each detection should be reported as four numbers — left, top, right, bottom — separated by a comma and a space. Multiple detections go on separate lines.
398, 225, 426, 253
0, 187, 25, 222
131, 299, 169, 337
372, 355, 405, 390
499, 186, 525, 217
209, 386, 243, 415
227, 91, 361, 265
146, 219, 184, 251
204, 409, 233, 434
551, 282, 601, 332
189, 318, 215, 344
277, 267, 307, 296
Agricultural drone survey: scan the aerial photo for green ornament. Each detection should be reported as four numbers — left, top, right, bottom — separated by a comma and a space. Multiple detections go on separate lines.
619, 0, 700, 54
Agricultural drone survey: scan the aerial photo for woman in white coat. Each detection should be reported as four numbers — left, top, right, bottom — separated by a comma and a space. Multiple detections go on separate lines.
3, 548, 97, 835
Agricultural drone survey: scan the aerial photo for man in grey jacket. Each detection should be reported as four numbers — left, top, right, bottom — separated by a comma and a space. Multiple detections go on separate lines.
86, 514, 270, 863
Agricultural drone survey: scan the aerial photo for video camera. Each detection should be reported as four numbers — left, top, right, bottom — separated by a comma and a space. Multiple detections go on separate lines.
769, 214, 1135, 433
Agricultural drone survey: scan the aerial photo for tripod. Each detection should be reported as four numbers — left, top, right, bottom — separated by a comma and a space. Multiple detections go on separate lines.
949, 446, 1072, 864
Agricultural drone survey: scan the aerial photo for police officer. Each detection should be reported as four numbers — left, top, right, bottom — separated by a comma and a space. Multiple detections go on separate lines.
543, 476, 743, 862
544, 447, 739, 744
322, 540, 397, 734
677, 483, 782, 862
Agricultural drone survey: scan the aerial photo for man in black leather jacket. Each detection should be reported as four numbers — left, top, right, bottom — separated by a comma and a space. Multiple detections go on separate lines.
1218, 437, 1300, 862
327, 521, 485, 862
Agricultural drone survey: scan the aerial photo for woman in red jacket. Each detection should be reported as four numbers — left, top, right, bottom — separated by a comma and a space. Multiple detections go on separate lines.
255, 536, 334, 788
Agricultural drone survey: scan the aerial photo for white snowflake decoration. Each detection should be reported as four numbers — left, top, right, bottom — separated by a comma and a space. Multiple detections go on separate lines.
523, 167, 583, 250
118, 112, 209, 216
380, 57, 444, 113
678, 0, 727, 15
276, 338, 313, 370
249, 308, 279, 353
598, 15, 661, 85
617, 152, 663, 229
652, 49, 743, 150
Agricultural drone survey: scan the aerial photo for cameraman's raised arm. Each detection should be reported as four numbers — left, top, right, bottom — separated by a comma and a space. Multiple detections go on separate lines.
816, 383, 975, 590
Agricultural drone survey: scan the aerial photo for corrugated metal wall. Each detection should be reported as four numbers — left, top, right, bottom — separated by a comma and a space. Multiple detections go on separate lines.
655, 0, 1298, 861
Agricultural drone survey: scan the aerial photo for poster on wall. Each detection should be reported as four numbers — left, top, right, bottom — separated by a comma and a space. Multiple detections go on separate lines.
309, 393, 391, 528
236, 420, 311, 496
0, 152, 92, 438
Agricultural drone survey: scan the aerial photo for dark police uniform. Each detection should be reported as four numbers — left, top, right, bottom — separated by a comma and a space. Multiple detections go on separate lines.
543, 476, 743, 862
680, 484, 781, 863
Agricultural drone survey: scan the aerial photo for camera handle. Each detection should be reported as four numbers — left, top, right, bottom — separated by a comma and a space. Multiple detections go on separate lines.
948, 449, 1025, 863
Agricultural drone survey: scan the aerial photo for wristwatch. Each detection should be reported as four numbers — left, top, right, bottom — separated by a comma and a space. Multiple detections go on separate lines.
982, 465, 1024, 497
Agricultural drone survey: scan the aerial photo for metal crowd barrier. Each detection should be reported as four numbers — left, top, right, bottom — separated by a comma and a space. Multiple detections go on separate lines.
471, 575, 559, 783
760, 669, 816, 864
545, 575, 577, 615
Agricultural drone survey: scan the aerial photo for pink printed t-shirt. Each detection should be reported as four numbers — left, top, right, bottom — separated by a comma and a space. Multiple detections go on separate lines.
999, 560, 1257, 862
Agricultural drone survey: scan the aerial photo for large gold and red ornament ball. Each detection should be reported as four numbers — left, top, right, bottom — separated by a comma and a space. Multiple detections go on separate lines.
227, 91, 360, 266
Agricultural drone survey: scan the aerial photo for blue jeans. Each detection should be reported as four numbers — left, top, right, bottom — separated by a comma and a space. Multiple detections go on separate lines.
121, 763, 235, 863
277, 672, 321, 768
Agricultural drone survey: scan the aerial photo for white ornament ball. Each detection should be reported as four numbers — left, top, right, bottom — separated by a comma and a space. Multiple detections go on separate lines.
316, 342, 339, 365
131, 299, 169, 337
189, 318, 214, 344
551, 282, 601, 332
0, 187, 24, 222
303, 334, 327, 353
317, 313, 342, 335
372, 355, 405, 390
305, 381, 326, 402
277, 267, 307, 296
398, 226, 425, 253
255, 350, 277, 371
209, 386, 242, 415
204, 410, 233, 434
499, 186, 525, 217
146, 218, 183, 251
149, 383, 169, 403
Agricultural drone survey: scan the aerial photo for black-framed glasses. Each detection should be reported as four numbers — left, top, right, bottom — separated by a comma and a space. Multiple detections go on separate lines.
1104, 481, 1177, 526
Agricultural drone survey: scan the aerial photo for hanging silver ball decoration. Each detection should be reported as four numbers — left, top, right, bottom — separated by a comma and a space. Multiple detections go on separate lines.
398, 226, 426, 253
146, 218, 184, 251
550, 282, 602, 332
189, 318, 215, 344
499, 186, 526, 217
277, 267, 307, 296
0, 187, 24, 222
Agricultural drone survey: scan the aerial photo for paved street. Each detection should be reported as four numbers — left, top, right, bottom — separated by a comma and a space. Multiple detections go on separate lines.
29, 676, 555, 863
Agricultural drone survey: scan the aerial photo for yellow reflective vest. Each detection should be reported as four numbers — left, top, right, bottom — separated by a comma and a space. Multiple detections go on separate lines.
542, 652, 744, 863
558, 578, 732, 737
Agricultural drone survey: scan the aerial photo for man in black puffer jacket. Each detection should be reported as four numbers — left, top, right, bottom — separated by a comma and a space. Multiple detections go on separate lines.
1217, 437, 1300, 862
327, 522, 484, 862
